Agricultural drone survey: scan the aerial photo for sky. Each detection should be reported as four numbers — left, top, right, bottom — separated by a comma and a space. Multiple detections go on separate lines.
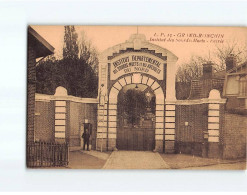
31, 25, 247, 66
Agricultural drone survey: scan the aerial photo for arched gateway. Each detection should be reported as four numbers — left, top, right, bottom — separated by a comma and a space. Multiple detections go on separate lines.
97, 34, 178, 152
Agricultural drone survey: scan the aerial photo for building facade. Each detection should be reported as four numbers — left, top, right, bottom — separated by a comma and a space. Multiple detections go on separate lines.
33, 33, 246, 159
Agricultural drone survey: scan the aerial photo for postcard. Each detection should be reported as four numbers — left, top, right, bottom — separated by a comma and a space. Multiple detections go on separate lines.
27, 26, 247, 169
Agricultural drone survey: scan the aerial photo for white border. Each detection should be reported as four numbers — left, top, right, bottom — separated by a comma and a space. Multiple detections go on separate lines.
0, 0, 247, 192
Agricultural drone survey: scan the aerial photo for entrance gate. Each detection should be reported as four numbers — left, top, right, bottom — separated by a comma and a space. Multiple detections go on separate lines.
117, 126, 155, 151
117, 84, 155, 151
96, 34, 178, 153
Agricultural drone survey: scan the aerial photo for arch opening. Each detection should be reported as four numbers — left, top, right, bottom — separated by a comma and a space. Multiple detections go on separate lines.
106, 73, 165, 151
117, 84, 156, 151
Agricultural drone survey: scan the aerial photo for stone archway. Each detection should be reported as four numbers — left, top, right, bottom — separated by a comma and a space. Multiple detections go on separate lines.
107, 73, 165, 152
96, 34, 178, 153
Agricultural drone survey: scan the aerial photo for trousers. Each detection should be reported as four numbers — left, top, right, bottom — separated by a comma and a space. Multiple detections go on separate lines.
83, 139, 90, 150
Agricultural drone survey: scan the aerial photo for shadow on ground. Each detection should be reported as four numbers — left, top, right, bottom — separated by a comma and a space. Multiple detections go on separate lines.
68, 151, 110, 169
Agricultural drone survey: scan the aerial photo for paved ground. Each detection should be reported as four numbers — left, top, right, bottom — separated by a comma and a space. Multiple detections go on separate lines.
183, 161, 246, 170
103, 151, 170, 169
160, 154, 246, 170
82, 150, 111, 161
66, 150, 246, 170
68, 150, 107, 169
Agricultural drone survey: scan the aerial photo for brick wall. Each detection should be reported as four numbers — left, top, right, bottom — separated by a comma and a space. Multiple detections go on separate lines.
27, 45, 36, 143
34, 101, 54, 142
35, 97, 98, 148
222, 113, 247, 159
226, 96, 243, 109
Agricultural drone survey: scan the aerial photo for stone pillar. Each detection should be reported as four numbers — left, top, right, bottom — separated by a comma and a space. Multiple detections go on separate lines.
54, 87, 68, 143
166, 60, 177, 101
154, 87, 165, 152
164, 60, 177, 153
96, 102, 108, 151
207, 89, 226, 158
96, 61, 109, 151
107, 103, 117, 151
207, 103, 220, 158
164, 101, 176, 153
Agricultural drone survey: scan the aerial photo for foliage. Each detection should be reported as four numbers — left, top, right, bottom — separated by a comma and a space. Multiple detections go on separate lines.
176, 39, 247, 83
213, 39, 247, 71
78, 31, 99, 74
118, 89, 147, 125
63, 26, 79, 60
36, 26, 98, 98
176, 55, 204, 83
118, 88, 155, 125
175, 40, 247, 99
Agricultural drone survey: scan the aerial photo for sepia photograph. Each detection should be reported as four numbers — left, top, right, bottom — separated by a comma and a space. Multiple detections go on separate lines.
27, 25, 247, 170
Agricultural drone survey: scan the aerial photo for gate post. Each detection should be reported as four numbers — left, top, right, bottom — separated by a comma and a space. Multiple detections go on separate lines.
207, 90, 226, 158
164, 101, 176, 153
54, 87, 68, 144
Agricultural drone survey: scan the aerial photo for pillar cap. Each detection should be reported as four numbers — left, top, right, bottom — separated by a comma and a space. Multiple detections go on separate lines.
208, 89, 221, 99
54, 86, 68, 96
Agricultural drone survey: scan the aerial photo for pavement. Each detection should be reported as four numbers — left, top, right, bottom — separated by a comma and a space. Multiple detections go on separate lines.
159, 153, 246, 170
67, 150, 246, 170
82, 150, 111, 161
183, 161, 247, 170
103, 151, 170, 169
68, 150, 107, 169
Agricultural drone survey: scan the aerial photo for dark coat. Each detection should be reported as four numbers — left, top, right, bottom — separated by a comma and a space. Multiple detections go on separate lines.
82, 131, 90, 140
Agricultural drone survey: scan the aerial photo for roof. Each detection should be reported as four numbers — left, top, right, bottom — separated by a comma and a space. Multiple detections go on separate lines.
227, 60, 247, 74
213, 69, 226, 79
28, 26, 55, 58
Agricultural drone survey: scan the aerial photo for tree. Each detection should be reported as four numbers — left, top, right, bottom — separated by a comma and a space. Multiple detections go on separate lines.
78, 31, 99, 74
176, 39, 247, 83
175, 55, 206, 100
36, 25, 98, 98
176, 55, 204, 83
36, 55, 61, 95
63, 26, 79, 60
213, 39, 247, 71
61, 25, 98, 97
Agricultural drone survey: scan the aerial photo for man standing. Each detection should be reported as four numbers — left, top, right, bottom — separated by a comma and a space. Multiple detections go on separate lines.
82, 128, 90, 151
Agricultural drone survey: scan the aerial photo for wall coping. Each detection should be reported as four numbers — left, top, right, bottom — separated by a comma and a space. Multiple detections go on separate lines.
166, 98, 227, 105
35, 93, 98, 104
36, 93, 226, 105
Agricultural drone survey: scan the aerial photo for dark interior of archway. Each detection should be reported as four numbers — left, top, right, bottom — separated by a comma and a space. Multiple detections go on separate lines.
118, 84, 155, 127
117, 84, 156, 151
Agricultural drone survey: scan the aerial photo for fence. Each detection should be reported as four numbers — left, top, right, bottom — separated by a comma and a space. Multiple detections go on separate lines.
27, 141, 69, 167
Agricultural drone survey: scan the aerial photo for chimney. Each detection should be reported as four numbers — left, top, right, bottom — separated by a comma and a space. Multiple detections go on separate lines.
226, 54, 237, 72
202, 61, 213, 79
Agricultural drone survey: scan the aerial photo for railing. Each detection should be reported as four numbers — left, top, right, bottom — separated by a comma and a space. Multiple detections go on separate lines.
27, 141, 69, 168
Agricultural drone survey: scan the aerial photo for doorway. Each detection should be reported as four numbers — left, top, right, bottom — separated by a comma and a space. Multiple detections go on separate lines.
116, 84, 155, 151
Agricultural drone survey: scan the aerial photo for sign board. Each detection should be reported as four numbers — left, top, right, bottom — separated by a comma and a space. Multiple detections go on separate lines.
110, 52, 165, 80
